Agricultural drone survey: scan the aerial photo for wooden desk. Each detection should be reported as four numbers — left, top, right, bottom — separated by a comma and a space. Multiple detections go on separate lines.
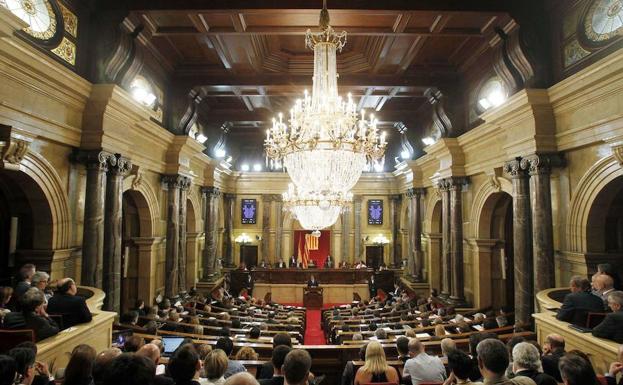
304, 287, 323, 309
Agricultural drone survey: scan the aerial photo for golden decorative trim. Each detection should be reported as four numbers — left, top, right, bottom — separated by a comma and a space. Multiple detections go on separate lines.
51, 36, 75, 65
59, 2, 77, 37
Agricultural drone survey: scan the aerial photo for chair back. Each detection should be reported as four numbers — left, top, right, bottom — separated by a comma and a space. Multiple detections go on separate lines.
586, 312, 607, 328
0, 329, 35, 353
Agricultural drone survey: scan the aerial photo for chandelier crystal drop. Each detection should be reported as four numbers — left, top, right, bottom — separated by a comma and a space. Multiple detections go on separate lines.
283, 184, 352, 233
264, 2, 387, 195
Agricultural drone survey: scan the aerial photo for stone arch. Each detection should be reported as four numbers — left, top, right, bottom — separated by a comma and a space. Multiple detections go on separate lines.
123, 178, 159, 238
471, 177, 513, 239
186, 187, 202, 233
424, 190, 442, 234
20, 151, 72, 249
567, 155, 623, 252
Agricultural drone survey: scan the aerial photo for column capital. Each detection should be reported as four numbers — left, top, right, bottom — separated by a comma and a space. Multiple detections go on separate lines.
201, 186, 221, 197
224, 193, 236, 201
389, 194, 402, 202
439, 176, 469, 191
520, 153, 564, 176
353, 195, 363, 204
503, 158, 528, 178
107, 154, 132, 176
406, 187, 427, 198
162, 174, 191, 190
74, 150, 113, 172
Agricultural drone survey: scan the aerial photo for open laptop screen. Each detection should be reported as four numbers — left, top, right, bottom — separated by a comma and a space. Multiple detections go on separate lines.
162, 337, 185, 355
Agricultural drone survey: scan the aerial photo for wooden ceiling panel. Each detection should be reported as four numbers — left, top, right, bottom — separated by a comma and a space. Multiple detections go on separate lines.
442, 13, 497, 30
241, 11, 320, 28
405, 12, 442, 30
412, 36, 467, 65
149, 11, 195, 28
200, 13, 235, 28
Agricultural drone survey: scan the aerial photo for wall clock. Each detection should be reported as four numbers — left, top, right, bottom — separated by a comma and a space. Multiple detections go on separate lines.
1, 0, 59, 41
582, 0, 623, 45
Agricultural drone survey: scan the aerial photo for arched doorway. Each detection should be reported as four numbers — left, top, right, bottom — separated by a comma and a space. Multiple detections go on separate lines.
478, 191, 514, 309
586, 175, 623, 281
0, 169, 54, 286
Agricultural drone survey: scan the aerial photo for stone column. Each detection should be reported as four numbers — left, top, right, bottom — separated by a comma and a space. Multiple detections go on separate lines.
439, 180, 452, 297
201, 187, 220, 280
78, 151, 111, 288
390, 194, 402, 267
406, 189, 415, 275
412, 188, 426, 280
162, 175, 184, 298
449, 177, 467, 303
504, 158, 533, 326
223, 193, 236, 267
274, 199, 283, 264
341, 211, 350, 262
177, 178, 191, 293
353, 196, 363, 264
261, 195, 278, 261
102, 154, 131, 312
522, 154, 559, 294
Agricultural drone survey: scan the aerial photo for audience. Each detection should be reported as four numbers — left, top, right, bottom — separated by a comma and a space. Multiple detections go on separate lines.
103, 353, 155, 385
8, 347, 37, 385
283, 350, 311, 385
215, 337, 246, 378
3, 287, 59, 341
223, 373, 259, 385
558, 353, 600, 385
593, 275, 615, 308
259, 346, 290, 385
63, 344, 96, 385
403, 338, 446, 385
396, 336, 410, 363
203, 349, 229, 385
353, 341, 399, 385
443, 350, 475, 385
136, 343, 166, 378
93, 348, 122, 385
476, 338, 536, 385
592, 291, 623, 343
47, 278, 92, 329
556, 276, 604, 327
257, 334, 292, 380
168, 346, 202, 385
0, 355, 17, 385
605, 344, 623, 385
541, 334, 565, 382
14, 264, 36, 301
234, 347, 258, 361
511, 342, 557, 385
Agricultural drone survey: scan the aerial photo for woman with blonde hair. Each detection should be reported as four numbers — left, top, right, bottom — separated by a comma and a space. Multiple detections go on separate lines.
202, 349, 228, 385
234, 346, 258, 360
354, 341, 400, 385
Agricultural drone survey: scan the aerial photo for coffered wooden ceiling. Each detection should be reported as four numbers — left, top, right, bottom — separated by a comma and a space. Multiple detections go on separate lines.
119, 1, 516, 164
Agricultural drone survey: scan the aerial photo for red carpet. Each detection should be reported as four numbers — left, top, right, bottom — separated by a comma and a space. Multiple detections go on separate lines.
304, 308, 325, 345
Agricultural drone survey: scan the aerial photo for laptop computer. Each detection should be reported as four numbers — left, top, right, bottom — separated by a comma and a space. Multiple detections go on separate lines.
162, 336, 185, 357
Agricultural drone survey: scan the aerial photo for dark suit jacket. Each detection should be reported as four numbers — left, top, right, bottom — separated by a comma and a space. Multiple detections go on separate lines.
259, 376, 285, 385
289, 258, 297, 267
324, 258, 334, 268
556, 291, 604, 326
515, 369, 557, 385
606, 375, 622, 385
3, 311, 59, 341
541, 348, 565, 383
307, 280, 319, 288
275, 261, 286, 268
257, 362, 274, 380
592, 310, 623, 343
47, 293, 92, 329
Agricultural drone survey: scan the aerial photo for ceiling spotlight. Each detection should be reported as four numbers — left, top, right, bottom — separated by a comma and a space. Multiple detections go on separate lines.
241, 164, 250, 171
214, 148, 226, 158
196, 133, 208, 144
253, 164, 262, 172
422, 137, 435, 146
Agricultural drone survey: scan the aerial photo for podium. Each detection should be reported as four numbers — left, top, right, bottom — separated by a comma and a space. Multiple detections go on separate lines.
303, 287, 323, 309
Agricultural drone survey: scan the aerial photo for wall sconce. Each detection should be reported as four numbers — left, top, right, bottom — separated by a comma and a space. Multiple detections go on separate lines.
235, 233, 252, 244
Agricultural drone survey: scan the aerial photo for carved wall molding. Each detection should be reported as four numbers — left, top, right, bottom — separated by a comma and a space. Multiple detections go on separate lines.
0, 125, 34, 170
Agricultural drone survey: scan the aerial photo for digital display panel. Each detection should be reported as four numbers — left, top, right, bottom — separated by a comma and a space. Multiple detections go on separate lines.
241, 199, 257, 224
368, 199, 383, 225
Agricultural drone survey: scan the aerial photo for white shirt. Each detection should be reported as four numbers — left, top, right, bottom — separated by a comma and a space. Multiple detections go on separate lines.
403, 353, 447, 385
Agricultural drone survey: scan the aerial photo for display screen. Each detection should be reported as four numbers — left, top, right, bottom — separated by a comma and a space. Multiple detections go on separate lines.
241, 199, 257, 224
368, 199, 383, 225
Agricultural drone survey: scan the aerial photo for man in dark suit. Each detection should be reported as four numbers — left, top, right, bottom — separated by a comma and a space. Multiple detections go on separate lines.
289, 255, 297, 267
604, 344, 623, 385
307, 275, 319, 288
259, 345, 291, 385
3, 287, 59, 341
275, 258, 287, 268
324, 255, 334, 268
541, 334, 565, 382
258, 259, 269, 268
368, 276, 377, 298
593, 291, 623, 343
556, 275, 604, 326
47, 278, 92, 329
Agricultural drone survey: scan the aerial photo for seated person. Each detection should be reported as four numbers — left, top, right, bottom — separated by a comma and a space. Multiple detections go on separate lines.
307, 275, 319, 288
275, 258, 287, 269
46, 278, 92, 329
354, 341, 399, 385
604, 344, 623, 385
307, 260, 316, 268
289, 256, 297, 267
3, 287, 59, 341
556, 275, 604, 326
259, 345, 290, 385
354, 260, 367, 269
592, 291, 623, 343
324, 255, 334, 268
238, 261, 248, 271
378, 262, 387, 271
258, 259, 269, 269
339, 261, 349, 269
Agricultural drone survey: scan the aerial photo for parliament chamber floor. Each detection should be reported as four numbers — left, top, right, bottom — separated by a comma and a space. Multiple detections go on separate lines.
1, 1, 623, 385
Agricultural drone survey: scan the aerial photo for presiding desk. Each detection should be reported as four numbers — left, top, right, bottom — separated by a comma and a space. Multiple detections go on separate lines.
228, 269, 397, 304
304, 287, 323, 309
534, 288, 619, 375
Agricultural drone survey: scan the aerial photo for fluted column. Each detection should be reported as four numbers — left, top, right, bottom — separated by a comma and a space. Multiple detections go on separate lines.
274, 199, 283, 264
411, 188, 426, 281
262, 195, 278, 261
78, 151, 111, 288
449, 178, 467, 303
522, 154, 560, 294
504, 158, 533, 326
177, 178, 191, 293
223, 193, 236, 267
439, 180, 452, 297
341, 211, 350, 262
390, 194, 402, 267
353, 196, 363, 264
201, 187, 220, 280
103, 154, 131, 312
163, 175, 186, 298
406, 189, 414, 275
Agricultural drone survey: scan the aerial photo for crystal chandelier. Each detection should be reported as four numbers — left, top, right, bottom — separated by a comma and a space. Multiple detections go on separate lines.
283, 184, 352, 235
264, 1, 387, 195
